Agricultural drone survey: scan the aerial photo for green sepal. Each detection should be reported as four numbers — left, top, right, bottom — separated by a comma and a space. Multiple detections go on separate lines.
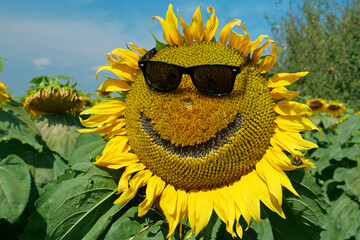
26, 75, 84, 97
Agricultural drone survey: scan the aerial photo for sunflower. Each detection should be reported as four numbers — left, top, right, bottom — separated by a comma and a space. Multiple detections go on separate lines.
306, 98, 326, 114
79, 4, 318, 238
325, 101, 346, 117
0, 81, 12, 107
23, 75, 85, 118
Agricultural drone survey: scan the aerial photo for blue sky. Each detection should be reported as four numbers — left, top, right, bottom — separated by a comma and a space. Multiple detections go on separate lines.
0, 0, 291, 97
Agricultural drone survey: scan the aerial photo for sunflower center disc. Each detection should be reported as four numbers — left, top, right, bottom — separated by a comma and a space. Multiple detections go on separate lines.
125, 42, 276, 190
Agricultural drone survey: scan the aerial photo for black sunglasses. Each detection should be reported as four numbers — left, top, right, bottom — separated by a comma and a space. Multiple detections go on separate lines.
138, 48, 248, 96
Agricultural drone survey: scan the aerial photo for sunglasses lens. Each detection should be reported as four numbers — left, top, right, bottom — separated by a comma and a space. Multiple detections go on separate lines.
143, 62, 181, 91
193, 66, 235, 95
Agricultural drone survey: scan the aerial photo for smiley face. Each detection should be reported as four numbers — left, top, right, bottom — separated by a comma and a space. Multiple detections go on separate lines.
125, 42, 276, 190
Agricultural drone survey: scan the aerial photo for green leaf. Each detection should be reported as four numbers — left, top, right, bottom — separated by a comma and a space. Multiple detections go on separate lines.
320, 194, 360, 240
333, 167, 348, 182
0, 154, 31, 223
321, 115, 339, 129
249, 218, 273, 240
82, 203, 128, 240
336, 115, 360, 144
0, 139, 69, 194
35, 113, 82, 161
264, 170, 329, 240
36, 162, 121, 240
344, 166, 360, 198
20, 212, 47, 240
309, 114, 322, 127
0, 101, 43, 151
343, 143, 360, 161
69, 133, 106, 166
103, 206, 166, 240
350, 135, 360, 143
182, 213, 234, 240
309, 147, 332, 172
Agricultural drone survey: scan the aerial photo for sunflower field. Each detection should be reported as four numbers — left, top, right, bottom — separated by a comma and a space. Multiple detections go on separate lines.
1, 1, 360, 240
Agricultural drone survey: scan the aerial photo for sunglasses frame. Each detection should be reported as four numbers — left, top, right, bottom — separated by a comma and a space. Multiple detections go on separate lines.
138, 48, 248, 96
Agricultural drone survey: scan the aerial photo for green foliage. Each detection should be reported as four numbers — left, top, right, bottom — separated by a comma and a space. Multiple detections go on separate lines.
264, 170, 329, 240
34, 163, 122, 240
0, 97, 85, 239
267, 0, 360, 109
27, 75, 83, 96
69, 132, 106, 166
303, 111, 360, 239
0, 155, 31, 223
35, 113, 82, 161
0, 101, 43, 151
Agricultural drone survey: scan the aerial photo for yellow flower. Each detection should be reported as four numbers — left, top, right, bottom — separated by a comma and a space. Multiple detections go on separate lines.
80, 4, 318, 238
0, 81, 12, 107
325, 101, 346, 117
22, 76, 85, 118
306, 98, 326, 114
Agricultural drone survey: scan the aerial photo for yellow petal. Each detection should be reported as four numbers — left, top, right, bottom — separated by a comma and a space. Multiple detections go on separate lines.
190, 5, 204, 43
117, 163, 146, 193
177, 9, 193, 44
161, 186, 188, 238
212, 188, 227, 224
95, 152, 139, 170
176, 189, 188, 238
138, 175, 165, 216
248, 35, 270, 53
97, 78, 131, 93
274, 100, 311, 116
251, 36, 271, 63
80, 100, 125, 115
229, 181, 251, 227
268, 72, 309, 88
239, 172, 261, 223
96, 64, 136, 82
129, 42, 148, 56
271, 86, 301, 100
219, 19, 241, 45
256, 158, 284, 205
243, 171, 285, 220
188, 188, 213, 237
152, 15, 176, 46
213, 187, 237, 237
266, 147, 301, 171
275, 115, 318, 132
233, 25, 251, 54
264, 156, 300, 197
165, 4, 184, 46
80, 114, 119, 128
204, 6, 219, 42
111, 48, 140, 69
114, 170, 152, 204
259, 41, 277, 73
99, 136, 127, 156
271, 128, 318, 154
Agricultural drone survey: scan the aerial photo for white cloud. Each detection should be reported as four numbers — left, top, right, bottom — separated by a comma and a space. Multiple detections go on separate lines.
33, 57, 51, 68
